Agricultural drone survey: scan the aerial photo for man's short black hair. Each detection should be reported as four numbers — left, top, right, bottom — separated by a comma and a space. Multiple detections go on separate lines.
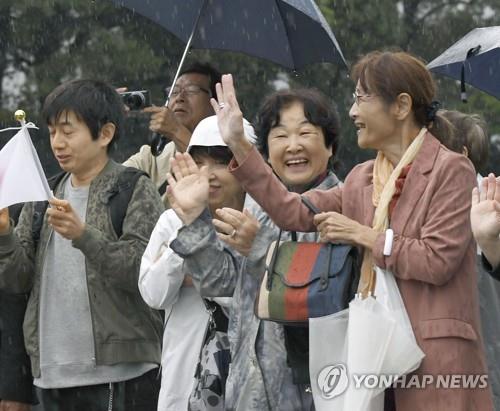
255, 89, 340, 164
42, 79, 124, 152
179, 62, 222, 97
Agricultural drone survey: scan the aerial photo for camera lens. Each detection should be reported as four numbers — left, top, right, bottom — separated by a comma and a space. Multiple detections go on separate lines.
124, 92, 145, 110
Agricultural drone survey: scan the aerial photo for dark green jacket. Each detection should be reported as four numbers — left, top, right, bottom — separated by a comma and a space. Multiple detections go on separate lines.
0, 160, 164, 377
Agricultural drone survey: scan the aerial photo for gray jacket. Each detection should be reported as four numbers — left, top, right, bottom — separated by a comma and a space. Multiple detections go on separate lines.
0, 160, 164, 377
171, 172, 340, 411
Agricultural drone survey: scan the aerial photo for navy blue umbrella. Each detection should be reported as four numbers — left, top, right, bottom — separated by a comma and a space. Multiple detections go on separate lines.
112, 0, 347, 155
112, 0, 347, 83
427, 26, 500, 101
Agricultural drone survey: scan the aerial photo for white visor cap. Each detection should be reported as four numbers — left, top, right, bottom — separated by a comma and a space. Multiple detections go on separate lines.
187, 115, 256, 153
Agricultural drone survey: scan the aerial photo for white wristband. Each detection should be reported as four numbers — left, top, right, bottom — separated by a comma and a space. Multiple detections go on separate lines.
383, 229, 394, 256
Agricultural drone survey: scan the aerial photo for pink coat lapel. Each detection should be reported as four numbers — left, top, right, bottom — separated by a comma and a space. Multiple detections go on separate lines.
390, 132, 440, 233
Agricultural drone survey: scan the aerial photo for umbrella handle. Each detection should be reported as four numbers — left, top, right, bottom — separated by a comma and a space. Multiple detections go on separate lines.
165, 0, 207, 104
150, 0, 208, 156
460, 45, 481, 103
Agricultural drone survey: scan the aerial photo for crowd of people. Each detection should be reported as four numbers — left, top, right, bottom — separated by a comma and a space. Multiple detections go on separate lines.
0, 50, 498, 411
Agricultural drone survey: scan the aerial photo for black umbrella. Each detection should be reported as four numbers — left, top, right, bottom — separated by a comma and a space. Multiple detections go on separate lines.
427, 26, 500, 101
112, 0, 347, 154
112, 0, 346, 72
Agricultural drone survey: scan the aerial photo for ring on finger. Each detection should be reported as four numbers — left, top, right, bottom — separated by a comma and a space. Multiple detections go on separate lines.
219, 102, 226, 109
230, 229, 237, 238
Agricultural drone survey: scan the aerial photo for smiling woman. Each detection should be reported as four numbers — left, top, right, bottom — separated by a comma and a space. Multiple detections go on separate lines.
255, 88, 339, 193
248, 88, 342, 406
157, 93, 342, 409
138, 115, 257, 411
211, 51, 494, 410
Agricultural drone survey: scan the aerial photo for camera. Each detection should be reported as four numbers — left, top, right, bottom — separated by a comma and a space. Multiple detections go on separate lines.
120, 90, 151, 110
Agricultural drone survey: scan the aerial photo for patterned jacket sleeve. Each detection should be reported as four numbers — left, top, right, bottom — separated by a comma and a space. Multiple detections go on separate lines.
73, 175, 164, 293
170, 209, 242, 298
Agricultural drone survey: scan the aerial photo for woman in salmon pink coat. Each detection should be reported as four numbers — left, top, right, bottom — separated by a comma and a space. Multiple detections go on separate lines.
203, 51, 493, 411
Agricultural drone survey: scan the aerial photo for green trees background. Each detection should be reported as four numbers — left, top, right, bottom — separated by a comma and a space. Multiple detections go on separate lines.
1, 0, 499, 177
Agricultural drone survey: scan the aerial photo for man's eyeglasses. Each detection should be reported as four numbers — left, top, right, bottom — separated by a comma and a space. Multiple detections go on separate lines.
352, 91, 375, 105
165, 84, 211, 98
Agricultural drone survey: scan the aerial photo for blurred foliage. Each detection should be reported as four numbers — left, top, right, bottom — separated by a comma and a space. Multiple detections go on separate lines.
1, 0, 499, 178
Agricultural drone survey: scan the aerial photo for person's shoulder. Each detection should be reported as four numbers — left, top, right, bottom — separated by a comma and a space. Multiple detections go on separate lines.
104, 161, 156, 196
438, 141, 473, 165
123, 144, 151, 166
424, 130, 473, 172
104, 161, 141, 181
135, 141, 176, 159
320, 171, 342, 189
137, 144, 153, 154
124, 142, 174, 167
160, 141, 177, 158
435, 141, 476, 179
350, 159, 375, 174
344, 159, 375, 185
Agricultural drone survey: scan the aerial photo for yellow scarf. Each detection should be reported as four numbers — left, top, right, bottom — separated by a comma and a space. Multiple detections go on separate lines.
358, 128, 427, 297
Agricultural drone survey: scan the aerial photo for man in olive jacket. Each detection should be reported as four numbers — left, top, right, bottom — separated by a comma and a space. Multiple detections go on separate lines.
0, 80, 164, 411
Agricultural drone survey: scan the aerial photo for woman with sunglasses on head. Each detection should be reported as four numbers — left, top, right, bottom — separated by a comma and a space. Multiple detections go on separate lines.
208, 51, 493, 410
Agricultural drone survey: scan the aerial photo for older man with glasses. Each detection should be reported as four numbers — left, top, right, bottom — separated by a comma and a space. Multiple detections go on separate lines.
124, 62, 221, 204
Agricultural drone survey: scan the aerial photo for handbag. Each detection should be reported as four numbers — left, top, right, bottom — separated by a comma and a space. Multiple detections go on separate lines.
188, 300, 231, 411
255, 197, 360, 325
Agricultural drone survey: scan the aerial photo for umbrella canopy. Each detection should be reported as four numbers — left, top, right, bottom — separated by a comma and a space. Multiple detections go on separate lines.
111, 0, 347, 70
427, 26, 500, 99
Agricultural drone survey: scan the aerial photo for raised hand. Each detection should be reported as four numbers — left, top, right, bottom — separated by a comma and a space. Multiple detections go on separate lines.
213, 208, 260, 256
0, 208, 10, 235
210, 74, 253, 162
471, 173, 500, 268
166, 152, 209, 225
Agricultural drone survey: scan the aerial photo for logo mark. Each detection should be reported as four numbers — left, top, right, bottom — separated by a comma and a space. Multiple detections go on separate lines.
317, 363, 349, 399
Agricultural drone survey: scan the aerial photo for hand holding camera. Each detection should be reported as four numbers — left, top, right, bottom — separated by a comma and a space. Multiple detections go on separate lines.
117, 87, 191, 152
143, 106, 191, 152
119, 90, 151, 111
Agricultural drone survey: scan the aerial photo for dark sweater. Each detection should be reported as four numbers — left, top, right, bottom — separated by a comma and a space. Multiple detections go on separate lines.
0, 204, 35, 403
482, 253, 500, 281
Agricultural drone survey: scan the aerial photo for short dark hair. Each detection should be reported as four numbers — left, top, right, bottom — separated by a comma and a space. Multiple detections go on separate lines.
255, 89, 340, 163
42, 79, 124, 152
189, 146, 233, 165
179, 62, 222, 97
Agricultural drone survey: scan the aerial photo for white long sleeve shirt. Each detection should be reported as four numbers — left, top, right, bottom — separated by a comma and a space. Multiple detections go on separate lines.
139, 209, 211, 411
